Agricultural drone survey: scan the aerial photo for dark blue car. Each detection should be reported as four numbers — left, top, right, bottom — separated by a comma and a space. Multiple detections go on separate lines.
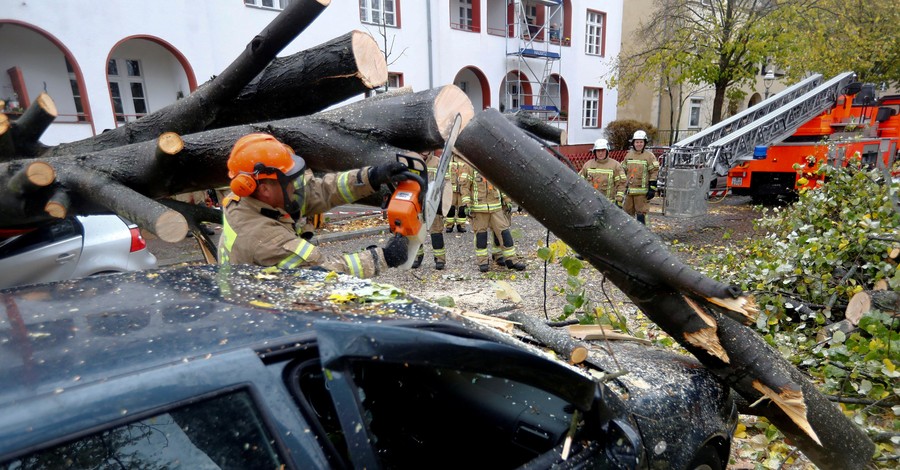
0, 265, 736, 469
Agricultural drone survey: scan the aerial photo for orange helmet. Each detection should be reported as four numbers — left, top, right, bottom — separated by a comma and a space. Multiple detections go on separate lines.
227, 133, 305, 196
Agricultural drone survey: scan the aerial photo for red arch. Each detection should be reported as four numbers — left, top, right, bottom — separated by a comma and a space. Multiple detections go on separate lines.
456, 65, 491, 109
549, 73, 569, 114
0, 20, 95, 135
106, 35, 198, 126
501, 70, 533, 107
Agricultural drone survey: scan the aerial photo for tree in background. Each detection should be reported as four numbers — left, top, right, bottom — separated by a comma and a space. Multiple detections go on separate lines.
613, 0, 806, 124
780, 0, 900, 88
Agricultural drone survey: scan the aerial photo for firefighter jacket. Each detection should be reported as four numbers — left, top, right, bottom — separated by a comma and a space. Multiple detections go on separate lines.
448, 154, 471, 194
460, 168, 505, 213
424, 153, 453, 215
579, 157, 626, 204
218, 168, 387, 278
624, 149, 660, 195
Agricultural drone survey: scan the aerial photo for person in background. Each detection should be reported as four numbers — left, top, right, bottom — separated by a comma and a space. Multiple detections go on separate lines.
579, 138, 626, 206
461, 167, 526, 272
444, 152, 470, 233
411, 151, 448, 270
622, 130, 660, 225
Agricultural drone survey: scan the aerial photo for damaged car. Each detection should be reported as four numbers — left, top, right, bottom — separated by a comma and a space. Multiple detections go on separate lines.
0, 265, 736, 469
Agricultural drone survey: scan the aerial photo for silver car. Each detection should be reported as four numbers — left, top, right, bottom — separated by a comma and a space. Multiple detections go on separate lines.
0, 214, 157, 289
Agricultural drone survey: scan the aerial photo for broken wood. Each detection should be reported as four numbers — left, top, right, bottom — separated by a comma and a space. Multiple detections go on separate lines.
43, 189, 69, 219
41, 0, 331, 158
455, 108, 874, 470
9, 93, 57, 158
504, 110, 567, 145
208, 30, 387, 129
7, 161, 54, 194
566, 324, 652, 345
508, 311, 589, 364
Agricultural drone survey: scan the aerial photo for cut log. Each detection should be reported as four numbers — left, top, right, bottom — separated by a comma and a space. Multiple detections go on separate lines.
846, 290, 900, 323
0, 86, 470, 234
8, 92, 57, 158
155, 132, 184, 159
59, 165, 188, 242
0, 114, 12, 160
504, 110, 567, 145
208, 30, 387, 128
7, 161, 54, 194
455, 108, 874, 470
508, 311, 589, 364
44, 189, 69, 219
41, 0, 330, 157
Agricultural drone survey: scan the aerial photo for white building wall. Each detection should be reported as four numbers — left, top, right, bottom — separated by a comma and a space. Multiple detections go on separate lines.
2, 0, 622, 146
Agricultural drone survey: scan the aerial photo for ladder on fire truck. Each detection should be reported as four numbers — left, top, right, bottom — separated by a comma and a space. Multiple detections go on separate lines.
664, 71, 857, 181
661, 71, 857, 217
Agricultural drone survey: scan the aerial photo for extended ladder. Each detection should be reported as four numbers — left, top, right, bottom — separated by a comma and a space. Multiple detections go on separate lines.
664, 71, 857, 179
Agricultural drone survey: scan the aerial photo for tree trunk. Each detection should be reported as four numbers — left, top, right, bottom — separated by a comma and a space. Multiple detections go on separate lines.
40, 0, 331, 158
711, 80, 728, 124
454, 108, 875, 470
504, 111, 567, 145
508, 311, 588, 364
208, 30, 387, 129
0, 85, 471, 237
6, 93, 57, 159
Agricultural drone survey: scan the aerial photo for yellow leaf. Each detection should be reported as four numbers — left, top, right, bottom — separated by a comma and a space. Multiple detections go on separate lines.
884, 359, 896, 373
324, 271, 339, 282
328, 291, 357, 303
734, 422, 747, 438
249, 300, 275, 308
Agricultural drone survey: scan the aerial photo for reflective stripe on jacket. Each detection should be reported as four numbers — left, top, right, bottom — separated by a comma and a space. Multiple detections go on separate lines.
460, 169, 503, 212
624, 150, 660, 195
579, 157, 626, 202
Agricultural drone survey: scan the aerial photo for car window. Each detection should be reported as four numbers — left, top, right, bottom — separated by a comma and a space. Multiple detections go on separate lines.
1, 390, 284, 470
290, 359, 575, 469
0, 219, 81, 258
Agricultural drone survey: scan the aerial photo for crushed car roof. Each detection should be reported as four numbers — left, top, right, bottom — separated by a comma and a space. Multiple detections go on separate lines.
0, 265, 474, 406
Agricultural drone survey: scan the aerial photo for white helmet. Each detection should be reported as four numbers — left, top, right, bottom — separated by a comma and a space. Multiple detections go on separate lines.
592, 138, 610, 152
632, 130, 648, 142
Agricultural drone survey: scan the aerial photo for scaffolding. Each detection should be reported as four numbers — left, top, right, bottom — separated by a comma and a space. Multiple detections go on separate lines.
504, 0, 564, 128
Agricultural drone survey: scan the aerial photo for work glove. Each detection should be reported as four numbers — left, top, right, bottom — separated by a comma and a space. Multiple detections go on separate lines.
646, 181, 657, 201
457, 205, 467, 219
381, 235, 409, 268
368, 162, 409, 189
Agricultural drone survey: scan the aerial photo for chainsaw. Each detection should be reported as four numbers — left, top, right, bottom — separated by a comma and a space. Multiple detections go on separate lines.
385, 113, 462, 270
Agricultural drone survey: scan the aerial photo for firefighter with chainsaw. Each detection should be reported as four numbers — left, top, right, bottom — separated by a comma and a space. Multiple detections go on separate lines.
411, 151, 449, 270
217, 133, 409, 277
579, 138, 626, 206
444, 152, 470, 233
461, 167, 527, 272
623, 130, 660, 225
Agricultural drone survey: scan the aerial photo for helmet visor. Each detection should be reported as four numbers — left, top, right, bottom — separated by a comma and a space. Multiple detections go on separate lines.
283, 153, 306, 179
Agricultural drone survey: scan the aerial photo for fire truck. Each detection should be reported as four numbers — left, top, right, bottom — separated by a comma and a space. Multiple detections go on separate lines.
660, 72, 900, 215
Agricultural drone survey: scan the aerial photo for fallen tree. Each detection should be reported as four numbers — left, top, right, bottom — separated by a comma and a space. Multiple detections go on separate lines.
454, 108, 875, 470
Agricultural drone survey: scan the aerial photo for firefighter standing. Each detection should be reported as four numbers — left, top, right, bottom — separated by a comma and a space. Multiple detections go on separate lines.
444, 152, 470, 233
623, 130, 660, 224
411, 151, 449, 270
579, 138, 626, 206
217, 133, 410, 277
461, 167, 526, 272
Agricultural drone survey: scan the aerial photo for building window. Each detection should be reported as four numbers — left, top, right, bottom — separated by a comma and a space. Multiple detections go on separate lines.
582, 87, 601, 128
65, 58, 86, 122
451, 0, 479, 32
244, 0, 293, 9
367, 72, 403, 97
585, 10, 606, 56
360, 0, 398, 27
108, 58, 148, 123
689, 98, 702, 128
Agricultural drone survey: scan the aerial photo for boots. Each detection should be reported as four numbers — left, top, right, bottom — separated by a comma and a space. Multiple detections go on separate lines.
636, 213, 646, 225
455, 224, 467, 233
479, 264, 489, 273
445, 226, 454, 233
411, 253, 424, 269
494, 256, 506, 266
505, 259, 526, 271
434, 258, 445, 270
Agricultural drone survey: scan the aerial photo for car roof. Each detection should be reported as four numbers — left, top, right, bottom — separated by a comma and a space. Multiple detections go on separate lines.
0, 264, 469, 407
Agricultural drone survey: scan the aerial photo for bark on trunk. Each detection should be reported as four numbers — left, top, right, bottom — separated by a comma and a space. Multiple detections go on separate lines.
40, 0, 330, 158
508, 311, 588, 364
6, 93, 57, 159
208, 30, 387, 129
454, 108, 875, 470
0, 86, 471, 237
504, 111, 567, 145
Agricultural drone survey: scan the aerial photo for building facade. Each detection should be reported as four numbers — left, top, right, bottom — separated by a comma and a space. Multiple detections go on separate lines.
1, 0, 623, 146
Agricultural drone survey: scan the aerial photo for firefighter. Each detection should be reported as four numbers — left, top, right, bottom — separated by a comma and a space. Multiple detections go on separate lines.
444, 152, 470, 233
579, 138, 626, 206
623, 130, 660, 224
217, 133, 409, 277
411, 151, 448, 270
461, 167, 526, 272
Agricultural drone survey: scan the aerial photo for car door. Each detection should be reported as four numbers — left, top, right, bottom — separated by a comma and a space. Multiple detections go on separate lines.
308, 321, 645, 469
0, 218, 83, 288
